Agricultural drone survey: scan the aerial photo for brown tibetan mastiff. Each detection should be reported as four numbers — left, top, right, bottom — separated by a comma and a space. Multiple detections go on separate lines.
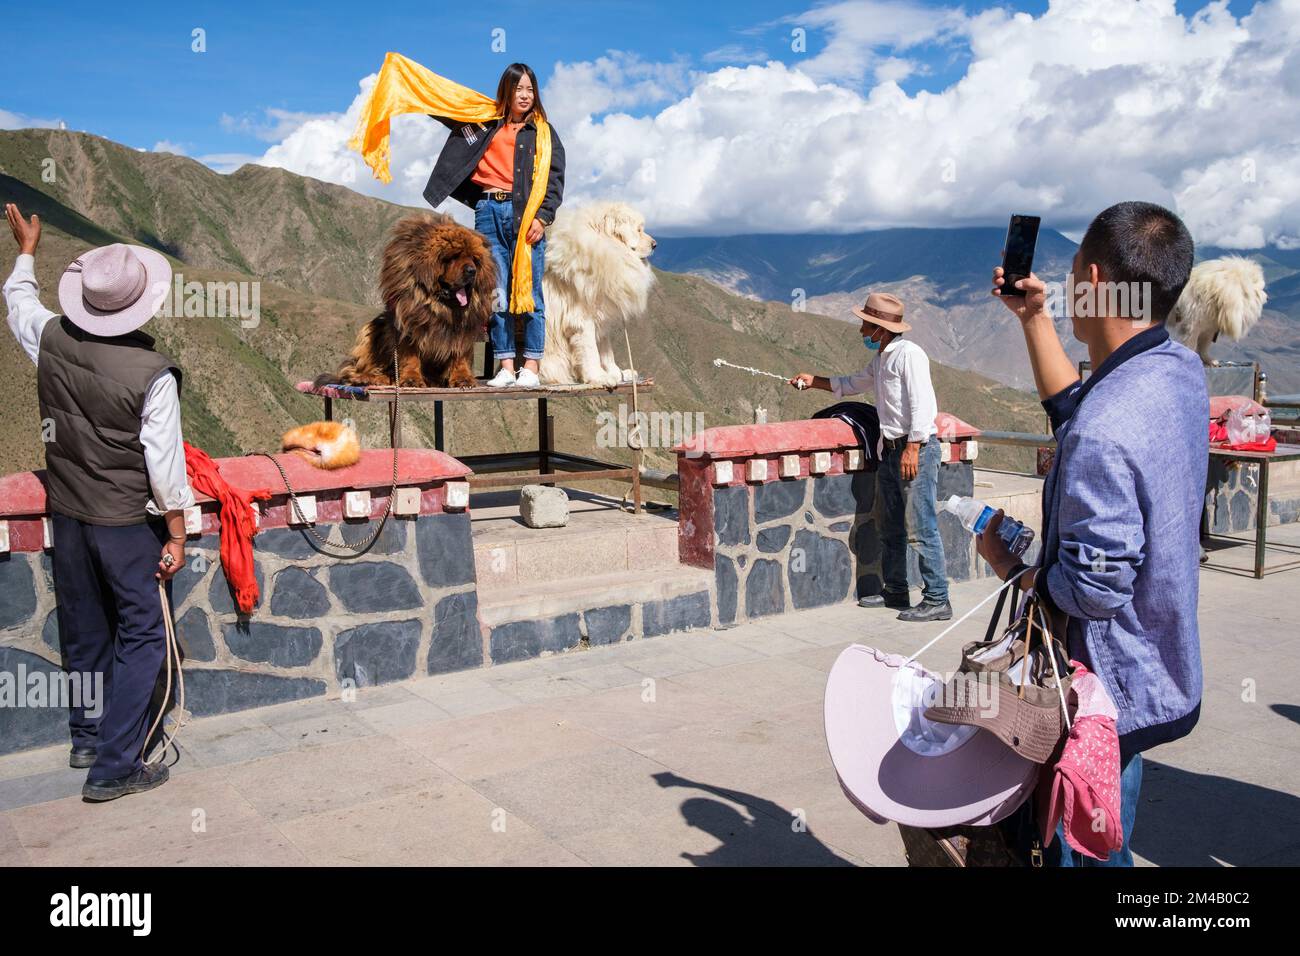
321, 213, 496, 389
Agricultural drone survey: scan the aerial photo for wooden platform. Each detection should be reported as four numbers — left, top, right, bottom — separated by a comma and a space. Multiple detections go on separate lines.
295, 378, 656, 513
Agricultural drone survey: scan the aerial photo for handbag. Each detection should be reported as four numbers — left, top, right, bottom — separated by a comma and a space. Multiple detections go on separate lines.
898, 579, 1071, 867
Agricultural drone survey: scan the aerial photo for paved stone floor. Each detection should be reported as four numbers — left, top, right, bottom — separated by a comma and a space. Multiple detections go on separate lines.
1, 531, 1297, 867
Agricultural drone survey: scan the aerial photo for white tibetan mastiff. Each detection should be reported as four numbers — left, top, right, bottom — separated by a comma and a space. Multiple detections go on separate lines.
1168, 255, 1266, 365
539, 201, 656, 387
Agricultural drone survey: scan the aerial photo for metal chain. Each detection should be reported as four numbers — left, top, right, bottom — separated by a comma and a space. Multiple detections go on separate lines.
257, 345, 402, 557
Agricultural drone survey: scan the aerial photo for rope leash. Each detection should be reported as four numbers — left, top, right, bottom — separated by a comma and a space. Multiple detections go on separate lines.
256, 345, 403, 557
712, 357, 807, 388
142, 579, 184, 767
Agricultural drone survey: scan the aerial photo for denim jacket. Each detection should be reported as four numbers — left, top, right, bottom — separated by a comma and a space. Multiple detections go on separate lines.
1038, 325, 1208, 752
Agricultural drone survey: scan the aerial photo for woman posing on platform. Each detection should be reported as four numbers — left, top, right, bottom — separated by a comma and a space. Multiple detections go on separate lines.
422, 63, 566, 388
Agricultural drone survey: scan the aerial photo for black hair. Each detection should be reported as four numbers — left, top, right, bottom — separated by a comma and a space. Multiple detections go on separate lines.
1077, 201, 1194, 323
494, 63, 546, 122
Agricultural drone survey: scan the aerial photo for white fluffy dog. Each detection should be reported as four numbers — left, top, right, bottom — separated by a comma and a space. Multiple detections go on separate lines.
540, 201, 656, 387
1168, 256, 1267, 365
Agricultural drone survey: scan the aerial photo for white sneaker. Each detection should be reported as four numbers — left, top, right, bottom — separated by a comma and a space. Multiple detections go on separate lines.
486, 368, 516, 388
514, 368, 541, 388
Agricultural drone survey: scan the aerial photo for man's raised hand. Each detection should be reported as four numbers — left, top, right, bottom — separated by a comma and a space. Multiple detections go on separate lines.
991, 266, 1048, 324
5, 204, 41, 255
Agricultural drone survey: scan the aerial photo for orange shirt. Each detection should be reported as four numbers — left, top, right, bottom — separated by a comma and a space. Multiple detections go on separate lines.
471, 121, 523, 192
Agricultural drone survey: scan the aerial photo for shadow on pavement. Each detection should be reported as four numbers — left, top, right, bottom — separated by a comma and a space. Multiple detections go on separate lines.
1132, 760, 1300, 866
653, 771, 853, 866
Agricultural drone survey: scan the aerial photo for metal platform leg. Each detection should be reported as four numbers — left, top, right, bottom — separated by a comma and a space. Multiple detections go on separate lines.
323, 396, 333, 422
1255, 458, 1269, 579
434, 400, 444, 452
538, 398, 551, 477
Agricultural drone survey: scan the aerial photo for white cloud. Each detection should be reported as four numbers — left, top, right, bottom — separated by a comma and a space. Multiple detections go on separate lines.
240, 0, 1300, 248
0, 108, 65, 130
152, 140, 188, 156
220, 108, 337, 143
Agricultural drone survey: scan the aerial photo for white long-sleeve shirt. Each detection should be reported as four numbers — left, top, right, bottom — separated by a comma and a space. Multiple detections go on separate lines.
4, 253, 195, 514
830, 337, 938, 442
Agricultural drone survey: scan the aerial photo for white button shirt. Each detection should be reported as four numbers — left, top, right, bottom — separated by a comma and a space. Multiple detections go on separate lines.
829, 337, 938, 442
4, 253, 195, 515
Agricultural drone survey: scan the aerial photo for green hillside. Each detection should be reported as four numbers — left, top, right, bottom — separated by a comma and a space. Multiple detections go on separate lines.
0, 129, 1043, 484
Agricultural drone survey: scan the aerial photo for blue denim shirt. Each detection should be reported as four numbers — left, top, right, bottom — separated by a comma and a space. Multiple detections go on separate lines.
1038, 325, 1207, 751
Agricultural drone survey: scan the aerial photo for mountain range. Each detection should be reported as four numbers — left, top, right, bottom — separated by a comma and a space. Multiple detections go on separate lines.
0, 128, 1062, 483
657, 227, 1300, 394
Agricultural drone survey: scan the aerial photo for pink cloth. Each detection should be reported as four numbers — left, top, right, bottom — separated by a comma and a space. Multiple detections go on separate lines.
1037, 663, 1123, 860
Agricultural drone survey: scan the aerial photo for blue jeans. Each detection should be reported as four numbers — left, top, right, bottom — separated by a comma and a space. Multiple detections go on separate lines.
877, 436, 948, 604
1057, 751, 1143, 867
474, 197, 545, 362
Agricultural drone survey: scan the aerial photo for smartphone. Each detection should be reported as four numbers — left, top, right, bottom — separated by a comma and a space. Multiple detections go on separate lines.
999, 214, 1041, 296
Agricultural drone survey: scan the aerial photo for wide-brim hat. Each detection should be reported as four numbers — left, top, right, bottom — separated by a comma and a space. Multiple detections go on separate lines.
58, 243, 172, 337
824, 644, 1037, 828
852, 291, 910, 333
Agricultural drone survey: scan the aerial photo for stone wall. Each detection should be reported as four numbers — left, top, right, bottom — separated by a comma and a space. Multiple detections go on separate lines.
0, 450, 479, 755
675, 419, 979, 626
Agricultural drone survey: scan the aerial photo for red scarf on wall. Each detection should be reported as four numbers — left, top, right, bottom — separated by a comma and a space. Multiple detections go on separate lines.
183, 442, 270, 614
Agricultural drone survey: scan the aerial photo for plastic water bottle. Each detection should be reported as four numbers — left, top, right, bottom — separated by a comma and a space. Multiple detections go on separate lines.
943, 495, 1035, 557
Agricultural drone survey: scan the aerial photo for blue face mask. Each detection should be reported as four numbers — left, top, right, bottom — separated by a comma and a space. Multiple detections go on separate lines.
863, 335, 881, 352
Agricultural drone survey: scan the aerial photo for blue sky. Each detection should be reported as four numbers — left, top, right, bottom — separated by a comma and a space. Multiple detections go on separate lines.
1, 0, 1288, 245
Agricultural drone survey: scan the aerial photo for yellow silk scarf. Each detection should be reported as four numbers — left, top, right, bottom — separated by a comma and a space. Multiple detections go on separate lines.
348, 52, 551, 313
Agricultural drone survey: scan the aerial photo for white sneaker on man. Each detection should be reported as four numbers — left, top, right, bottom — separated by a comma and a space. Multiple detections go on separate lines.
514, 368, 541, 389
486, 368, 516, 388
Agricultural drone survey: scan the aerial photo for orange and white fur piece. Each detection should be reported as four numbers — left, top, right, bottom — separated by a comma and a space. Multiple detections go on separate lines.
539, 202, 656, 387
281, 421, 361, 469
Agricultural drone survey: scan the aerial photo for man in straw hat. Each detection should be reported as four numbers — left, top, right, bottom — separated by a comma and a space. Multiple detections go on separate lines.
4, 204, 193, 801
791, 291, 950, 622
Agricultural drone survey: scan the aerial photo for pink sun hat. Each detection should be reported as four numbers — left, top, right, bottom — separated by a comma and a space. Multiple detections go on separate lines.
57, 243, 172, 337
824, 644, 1038, 829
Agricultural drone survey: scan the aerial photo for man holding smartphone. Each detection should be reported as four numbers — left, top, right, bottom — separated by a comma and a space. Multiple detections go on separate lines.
790, 292, 949, 622
985, 201, 1206, 865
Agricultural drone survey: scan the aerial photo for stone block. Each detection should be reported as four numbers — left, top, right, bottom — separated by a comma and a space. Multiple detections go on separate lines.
754, 478, 805, 524
223, 621, 322, 667
779, 454, 801, 478
335, 619, 421, 687
416, 513, 476, 588
176, 607, 217, 663
330, 561, 421, 613
715, 555, 738, 626
813, 472, 875, 519
0, 647, 68, 754
336, 516, 408, 555
585, 604, 633, 646
744, 558, 785, 618
520, 485, 569, 529
270, 567, 331, 619
490, 614, 582, 664
788, 529, 853, 609
428, 591, 483, 674
183, 669, 326, 717
0, 553, 36, 630
746, 459, 768, 483
713, 485, 751, 547
713, 460, 734, 485
642, 591, 711, 637
756, 525, 792, 554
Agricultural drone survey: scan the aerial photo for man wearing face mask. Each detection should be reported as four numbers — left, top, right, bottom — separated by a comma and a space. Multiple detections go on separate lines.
790, 292, 949, 622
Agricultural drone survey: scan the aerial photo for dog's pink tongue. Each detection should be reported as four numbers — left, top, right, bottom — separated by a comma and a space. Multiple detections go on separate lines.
456, 289, 469, 307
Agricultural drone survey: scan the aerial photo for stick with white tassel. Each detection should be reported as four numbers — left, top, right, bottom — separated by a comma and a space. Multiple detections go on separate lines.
713, 357, 806, 389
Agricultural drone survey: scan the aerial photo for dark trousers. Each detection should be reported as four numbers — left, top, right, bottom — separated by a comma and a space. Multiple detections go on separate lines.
51, 512, 169, 782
